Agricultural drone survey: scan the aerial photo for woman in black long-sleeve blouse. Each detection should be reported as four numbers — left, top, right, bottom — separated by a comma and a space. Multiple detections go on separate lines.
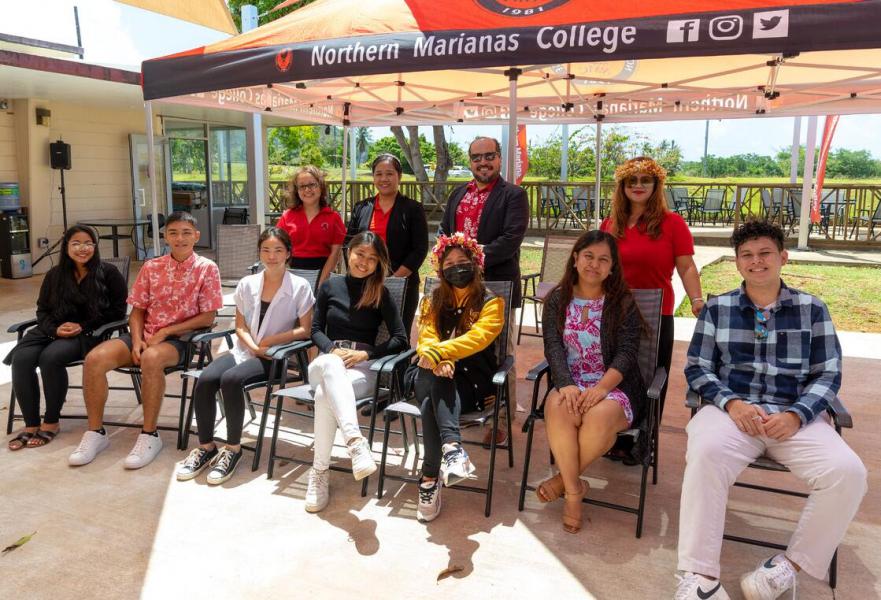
5, 225, 127, 450
345, 153, 428, 335
537, 230, 646, 534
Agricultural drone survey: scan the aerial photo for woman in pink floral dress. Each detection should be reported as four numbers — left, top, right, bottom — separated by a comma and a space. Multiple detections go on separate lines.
536, 230, 646, 533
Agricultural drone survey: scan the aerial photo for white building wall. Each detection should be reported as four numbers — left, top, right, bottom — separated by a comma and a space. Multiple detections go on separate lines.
0, 110, 16, 182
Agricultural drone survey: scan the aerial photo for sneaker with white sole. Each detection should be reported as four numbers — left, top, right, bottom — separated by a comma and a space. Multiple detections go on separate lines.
740, 554, 797, 600
176, 446, 218, 481
347, 437, 377, 481
206, 447, 242, 485
417, 477, 442, 523
440, 443, 476, 487
68, 430, 109, 466
305, 467, 330, 512
123, 433, 163, 469
674, 572, 730, 599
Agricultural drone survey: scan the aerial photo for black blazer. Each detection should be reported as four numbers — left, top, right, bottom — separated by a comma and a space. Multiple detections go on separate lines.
439, 177, 528, 306
346, 193, 428, 276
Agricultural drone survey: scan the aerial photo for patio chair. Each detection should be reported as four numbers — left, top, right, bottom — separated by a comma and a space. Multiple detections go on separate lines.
5, 257, 131, 434
762, 189, 784, 222
216, 224, 260, 287
685, 390, 853, 589
264, 275, 410, 496
375, 279, 516, 517
571, 186, 591, 228
222, 207, 249, 224
670, 187, 696, 223
856, 199, 881, 239
178, 269, 322, 471
517, 234, 579, 344
517, 288, 666, 538
539, 185, 562, 227
695, 188, 727, 225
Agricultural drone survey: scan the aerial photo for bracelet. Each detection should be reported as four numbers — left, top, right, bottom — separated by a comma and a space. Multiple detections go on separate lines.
690, 297, 705, 304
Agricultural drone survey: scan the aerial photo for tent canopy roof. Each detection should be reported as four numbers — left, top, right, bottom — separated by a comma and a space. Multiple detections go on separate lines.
142, 0, 881, 125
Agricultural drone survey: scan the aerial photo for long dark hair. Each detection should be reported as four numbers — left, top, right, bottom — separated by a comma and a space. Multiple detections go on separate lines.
49, 225, 109, 323
348, 231, 390, 310
553, 230, 640, 338
428, 245, 486, 337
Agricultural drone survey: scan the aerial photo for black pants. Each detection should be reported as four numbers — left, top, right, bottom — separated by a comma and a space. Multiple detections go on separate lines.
414, 368, 461, 478
10, 330, 95, 427
289, 256, 328, 271
402, 274, 420, 338
193, 353, 272, 445
657, 315, 674, 422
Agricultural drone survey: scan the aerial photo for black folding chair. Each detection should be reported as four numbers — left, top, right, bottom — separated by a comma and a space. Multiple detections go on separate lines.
5, 257, 131, 434
264, 275, 410, 496
518, 288, 665, 538
376, 279, 516, 517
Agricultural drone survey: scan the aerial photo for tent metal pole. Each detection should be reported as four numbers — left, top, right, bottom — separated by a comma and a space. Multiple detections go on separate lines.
790, 117, 802, 183
594, 119, 602, 229
341, 126, 349, 218
505, 68, 521, 182
798, 116, 818, 249
144, 100, 161, 258
561, 123, 569, 182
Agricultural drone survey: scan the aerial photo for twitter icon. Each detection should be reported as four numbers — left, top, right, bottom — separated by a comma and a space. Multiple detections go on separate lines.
752, 9, 789, 39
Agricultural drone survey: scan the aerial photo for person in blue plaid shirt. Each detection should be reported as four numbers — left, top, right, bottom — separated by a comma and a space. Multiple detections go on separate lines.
674, 221, 867, 600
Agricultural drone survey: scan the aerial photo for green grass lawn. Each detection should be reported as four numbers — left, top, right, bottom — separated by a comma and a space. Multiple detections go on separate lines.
674, 259, 881, 333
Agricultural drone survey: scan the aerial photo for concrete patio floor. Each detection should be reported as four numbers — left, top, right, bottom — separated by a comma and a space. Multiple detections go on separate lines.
0, 264, 878, 600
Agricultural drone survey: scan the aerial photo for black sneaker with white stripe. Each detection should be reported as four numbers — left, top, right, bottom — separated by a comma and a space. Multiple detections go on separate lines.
176, 446, 218, 481
206, 447, 243, 485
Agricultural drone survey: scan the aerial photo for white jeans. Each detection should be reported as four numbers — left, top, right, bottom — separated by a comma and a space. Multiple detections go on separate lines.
678, 405, 867, 580
309, 353, 377, 471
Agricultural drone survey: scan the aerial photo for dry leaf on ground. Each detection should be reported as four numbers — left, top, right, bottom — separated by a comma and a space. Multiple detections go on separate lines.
2, 532, 36, 555
436, 565, 464, 582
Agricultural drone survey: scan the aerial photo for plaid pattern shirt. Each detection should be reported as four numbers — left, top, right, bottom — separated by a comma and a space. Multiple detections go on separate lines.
685, 281, 842, 425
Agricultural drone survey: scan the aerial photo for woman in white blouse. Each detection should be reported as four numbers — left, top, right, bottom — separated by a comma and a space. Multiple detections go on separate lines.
176, 227, 314, 485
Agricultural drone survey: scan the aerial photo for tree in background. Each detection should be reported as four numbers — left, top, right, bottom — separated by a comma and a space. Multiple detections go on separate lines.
391, 126, 451, 204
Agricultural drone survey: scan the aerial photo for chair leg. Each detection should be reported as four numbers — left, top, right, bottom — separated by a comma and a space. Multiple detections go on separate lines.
267, 394, 284, 479
517, 299, 526, 345
532, 298, 540, 336
377, 414, 393, 499
360, 400, 379, 497
518, 415, 536, 511
177, 377, 191, 450
505, 386, 514, 469
252, 387, 274, 472
180, 384, 197, 452
7, 389, 16, 434
484, 395, 501, 518
635, 461, 650, 539
829, 548, 838, 589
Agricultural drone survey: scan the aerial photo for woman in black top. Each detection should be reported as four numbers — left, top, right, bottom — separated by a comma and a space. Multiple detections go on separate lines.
346, 153, 428, 334
304, 231, 408, 513
4, 225, 127, 450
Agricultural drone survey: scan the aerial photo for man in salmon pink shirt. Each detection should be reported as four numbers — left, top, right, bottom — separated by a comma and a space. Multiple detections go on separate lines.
70, 212, 222, 470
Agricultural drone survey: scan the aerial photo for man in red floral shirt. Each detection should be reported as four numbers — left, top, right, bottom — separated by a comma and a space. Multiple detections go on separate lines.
69, 212, 222, 470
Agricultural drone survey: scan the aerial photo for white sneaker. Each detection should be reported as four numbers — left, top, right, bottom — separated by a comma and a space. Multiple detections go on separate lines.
123, 433, 163, 469
68, 430, 109, 466
674, 572, 730, 599
417, 478, 442, 523
440, 443, 476, 487
347, 437, 377, 481
740, 554, 797, 600
305, 468, 330, 513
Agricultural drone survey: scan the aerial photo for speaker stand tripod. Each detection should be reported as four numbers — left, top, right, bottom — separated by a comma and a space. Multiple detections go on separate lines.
32, 169, 69, 267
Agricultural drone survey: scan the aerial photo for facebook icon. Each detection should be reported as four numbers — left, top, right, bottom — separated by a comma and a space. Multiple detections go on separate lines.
667, 19, 700, 43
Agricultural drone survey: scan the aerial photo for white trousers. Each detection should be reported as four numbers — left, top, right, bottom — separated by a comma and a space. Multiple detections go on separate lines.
309, 353, 377, 471
677, 405, 867, 580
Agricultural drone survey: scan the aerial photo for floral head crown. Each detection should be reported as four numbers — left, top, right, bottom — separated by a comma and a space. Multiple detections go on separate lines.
430, 232, 485, 271
614, 158, 667, 185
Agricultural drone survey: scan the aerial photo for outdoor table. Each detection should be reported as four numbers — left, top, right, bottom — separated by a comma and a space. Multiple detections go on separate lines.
78, 218, 152, 258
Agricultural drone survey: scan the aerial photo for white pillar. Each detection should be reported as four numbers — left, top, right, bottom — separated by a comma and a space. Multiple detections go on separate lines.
245, 113, 266, 229
341, 126, 349, 217
560, 123, 569, 182
144, 101, 161, 257
790, 117, 802, 184
594, 120, 602, 229
505, 69, 520, 182
797, 116, 818, 249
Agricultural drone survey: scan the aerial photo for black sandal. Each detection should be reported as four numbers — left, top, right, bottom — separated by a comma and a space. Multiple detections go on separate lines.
8, 431, 36, 451
27, 429, 60, 448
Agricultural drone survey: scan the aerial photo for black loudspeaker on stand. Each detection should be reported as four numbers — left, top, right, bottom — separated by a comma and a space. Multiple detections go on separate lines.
33, 140, 71, 267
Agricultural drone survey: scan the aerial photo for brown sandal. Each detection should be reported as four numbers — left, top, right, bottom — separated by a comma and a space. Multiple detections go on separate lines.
27, 428, 60, 448
8, 431, 36, 451
562, 480, 588, 534
536, 473, 565, 503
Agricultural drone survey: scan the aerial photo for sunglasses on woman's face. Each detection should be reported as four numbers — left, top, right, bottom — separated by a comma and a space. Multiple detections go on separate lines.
624, 176, 655, 187
754, 307, 769, 340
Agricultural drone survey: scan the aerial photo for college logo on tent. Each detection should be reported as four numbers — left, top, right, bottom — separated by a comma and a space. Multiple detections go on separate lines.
475, 0, 571, 17
275, 49, 293, 72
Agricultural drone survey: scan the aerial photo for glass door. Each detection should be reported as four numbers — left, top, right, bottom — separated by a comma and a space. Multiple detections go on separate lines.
129, 134, 171, 259
167, 121, 212, 248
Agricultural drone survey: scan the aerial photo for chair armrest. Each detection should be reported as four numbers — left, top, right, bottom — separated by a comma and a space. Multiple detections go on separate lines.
492, 355, 515, 386
177, 326, 215, 343
827, 396, 853, 429
375, 348, 416, 373
189, 329, 235, 344
647, 367, 668, 399
89, 318, 129, 339
526, 359, 549, 381
685, 389, 703, 409
7, 318, 38, 335
521, 272, 539, 282
265, 339, 313, 360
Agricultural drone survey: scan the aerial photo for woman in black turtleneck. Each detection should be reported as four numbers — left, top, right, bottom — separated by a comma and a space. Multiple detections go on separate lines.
304, 231, 408, 513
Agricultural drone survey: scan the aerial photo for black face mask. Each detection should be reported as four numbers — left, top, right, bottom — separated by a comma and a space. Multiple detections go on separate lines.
443, 264, 475, 288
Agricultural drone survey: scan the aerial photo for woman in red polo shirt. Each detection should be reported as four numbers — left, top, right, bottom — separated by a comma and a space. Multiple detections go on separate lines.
600, 156, 704, 428
277, 166, 346, 283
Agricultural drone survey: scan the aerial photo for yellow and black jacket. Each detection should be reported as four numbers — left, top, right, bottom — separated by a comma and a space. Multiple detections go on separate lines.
415, 288, 504, 411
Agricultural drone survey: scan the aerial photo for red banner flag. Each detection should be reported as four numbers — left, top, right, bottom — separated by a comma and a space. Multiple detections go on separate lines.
813, 115, 839, 224
515, 124, 528, 185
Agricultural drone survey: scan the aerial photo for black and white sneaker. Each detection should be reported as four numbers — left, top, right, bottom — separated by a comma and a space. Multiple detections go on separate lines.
674, 572, 731, 599
176, 446, 218, 481
440, 443, 476, 487
206, 447, 243, 485
417, 477, 442, 523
